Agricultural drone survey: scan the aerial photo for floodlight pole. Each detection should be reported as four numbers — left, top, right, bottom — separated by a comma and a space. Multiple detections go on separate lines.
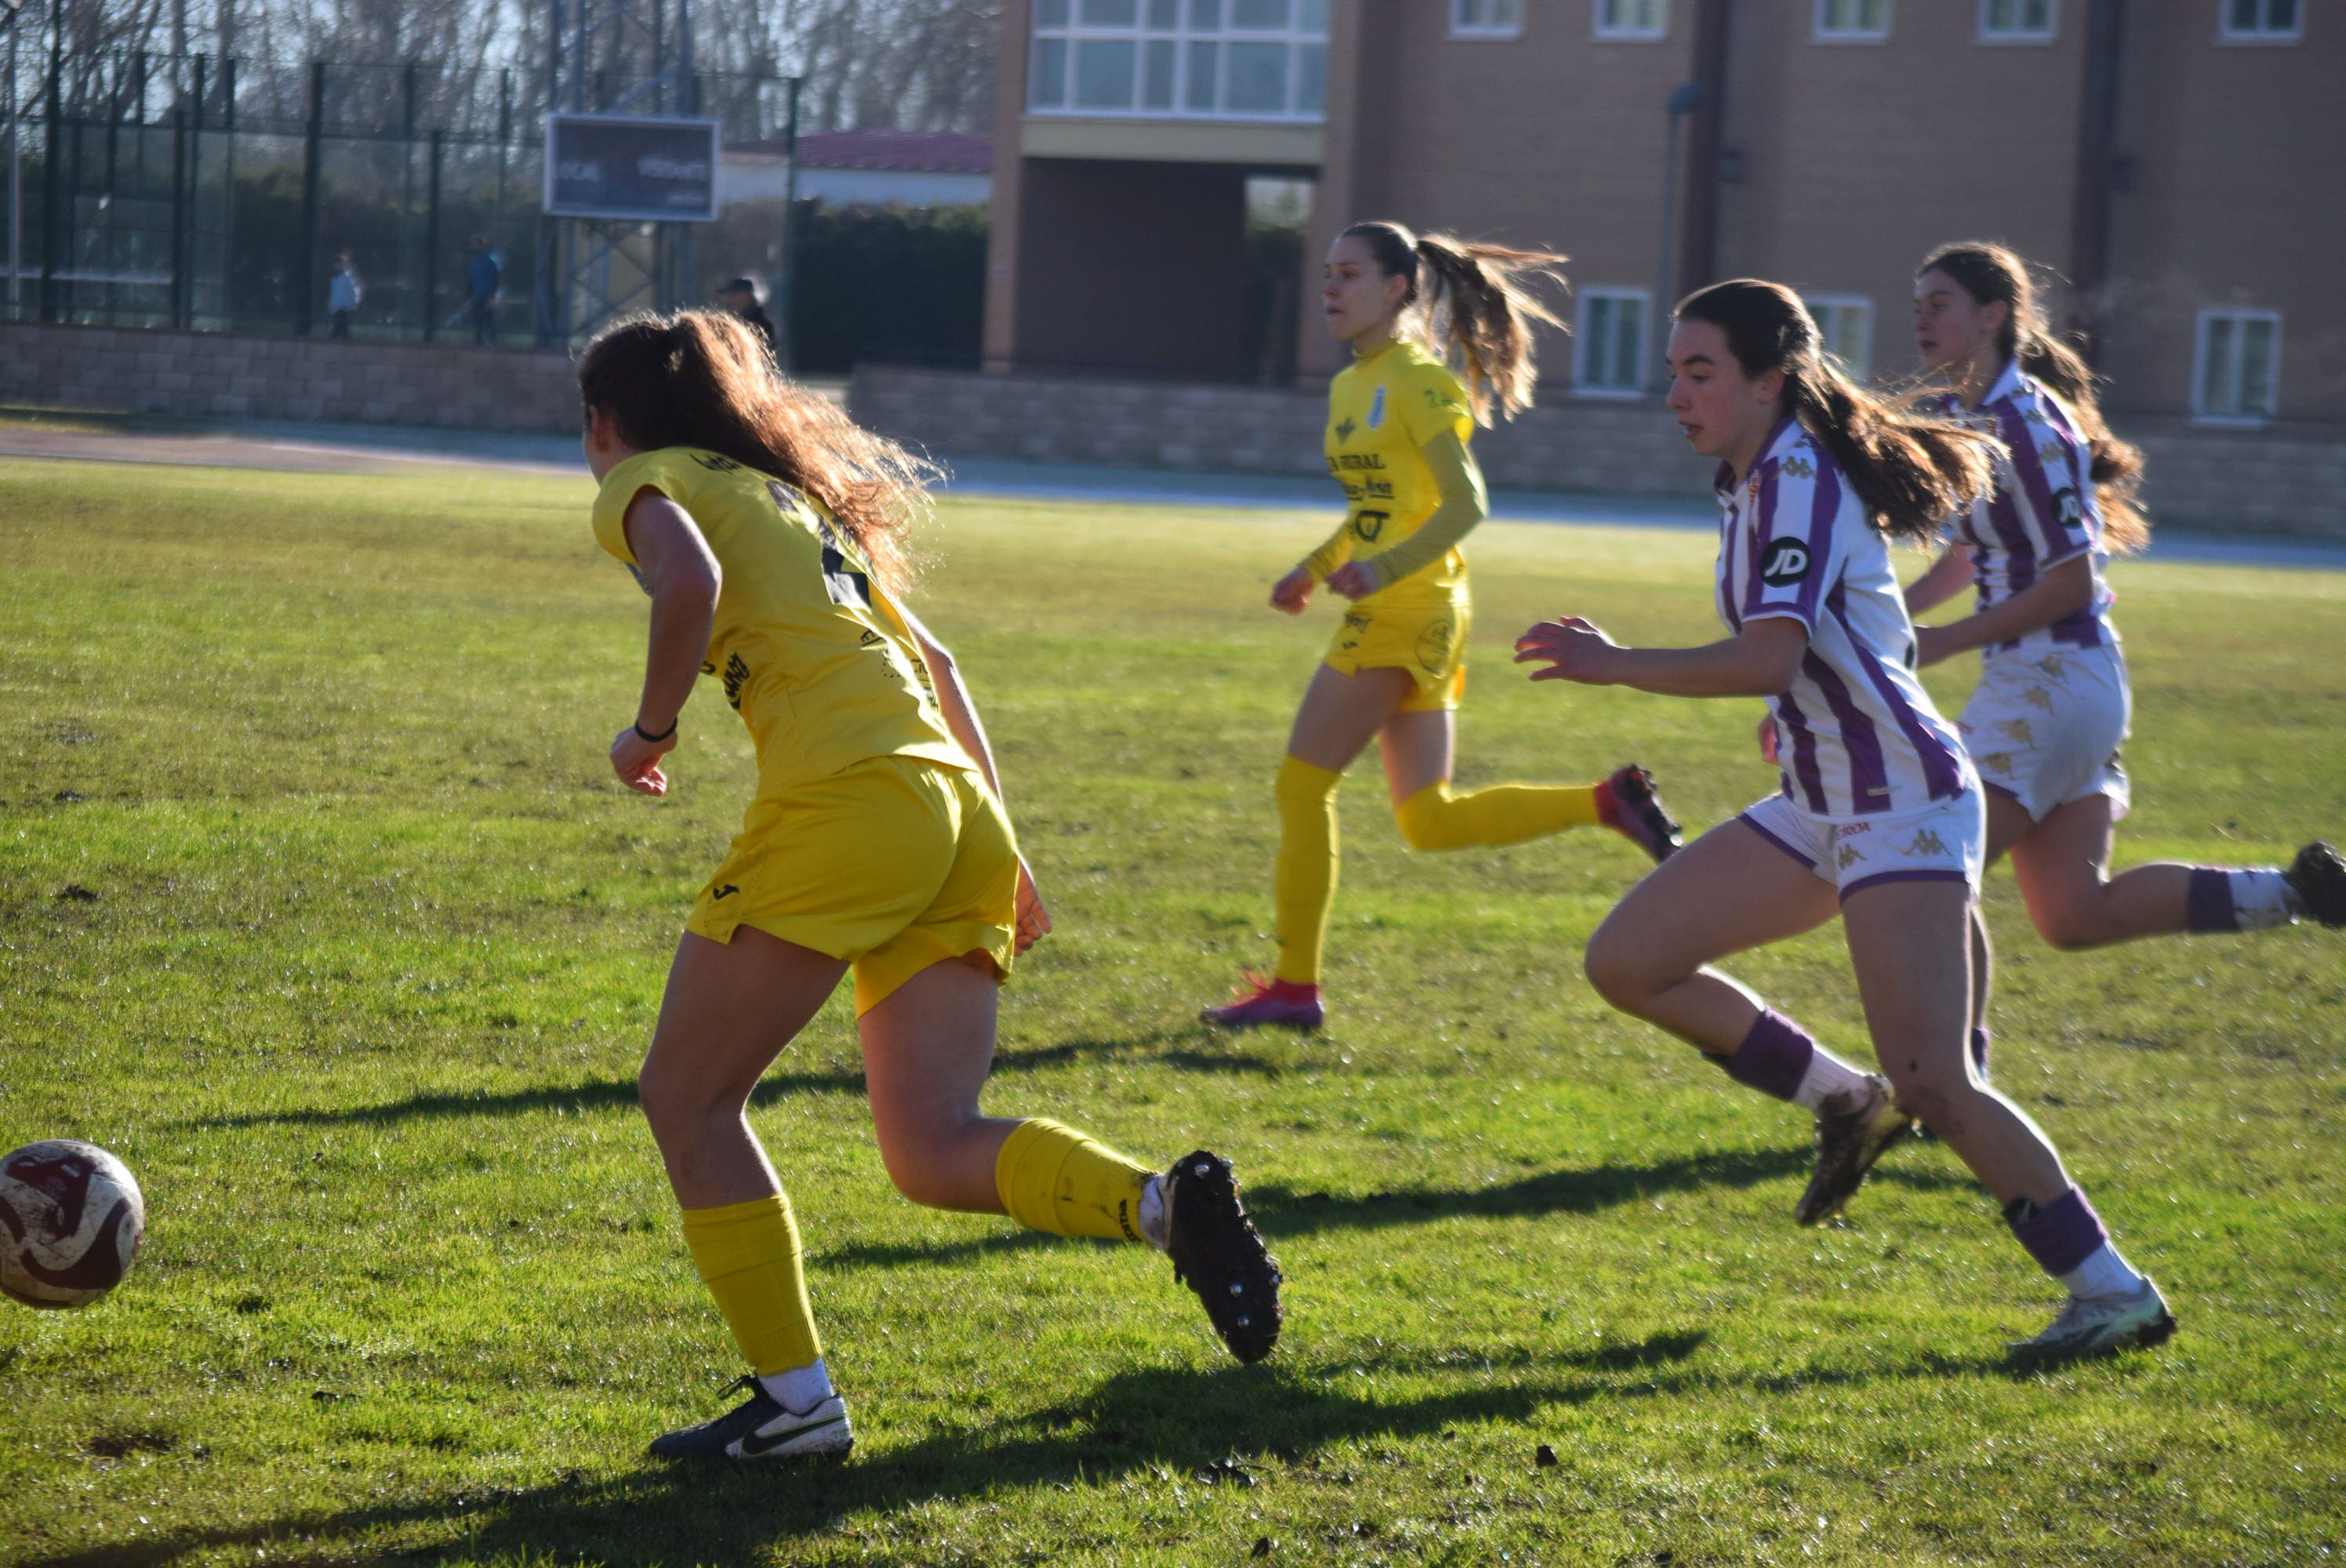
1651, 81, 1702, 394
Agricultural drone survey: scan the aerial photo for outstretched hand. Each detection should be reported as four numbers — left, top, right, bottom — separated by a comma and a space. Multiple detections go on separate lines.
1270, 566, 1315, 615
1513, 616, 1625, 685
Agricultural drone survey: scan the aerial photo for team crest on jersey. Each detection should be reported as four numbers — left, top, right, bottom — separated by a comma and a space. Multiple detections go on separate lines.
1759, 539, 1812, 587
1414, 617, 1456, 673
1335, 416, 1356, 446
1367, 386, 1387, 430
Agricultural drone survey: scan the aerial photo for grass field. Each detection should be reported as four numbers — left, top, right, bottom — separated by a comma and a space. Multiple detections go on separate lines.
2, 454, 2343, 1567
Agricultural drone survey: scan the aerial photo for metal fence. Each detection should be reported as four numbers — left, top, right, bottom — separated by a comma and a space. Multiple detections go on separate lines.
1, 42, 793, 343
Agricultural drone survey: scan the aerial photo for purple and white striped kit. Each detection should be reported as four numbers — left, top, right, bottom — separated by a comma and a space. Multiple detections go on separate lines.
1713, 416, 1975, 823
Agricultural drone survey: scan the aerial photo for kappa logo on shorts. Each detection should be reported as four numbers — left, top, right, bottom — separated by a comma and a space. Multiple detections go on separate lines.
1836, 842, 1864, 870
1901, 830, 1951, 859
1996, 718, 2035, 746
2022, 685, 2056, 713
2034, 653, 2072, 680
1978, 750, 2014, 776
1759, 539, 1812, 587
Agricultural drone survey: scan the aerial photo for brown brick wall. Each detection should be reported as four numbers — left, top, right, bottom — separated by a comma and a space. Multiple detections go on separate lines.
852, 364, 2346, 539
0, 323, 583, 433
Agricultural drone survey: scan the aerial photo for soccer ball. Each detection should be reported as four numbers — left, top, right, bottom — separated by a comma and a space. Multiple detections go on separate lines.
0, 1141, 147, 1309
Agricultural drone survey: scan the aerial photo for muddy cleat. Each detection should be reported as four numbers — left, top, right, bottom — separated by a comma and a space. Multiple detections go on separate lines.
2284, 841, 2346, 927
2010, 1278, 2177, 1359
1599, 764, 1683, 864
1795, 1073, 1913, 1226
648, 1377, 855, 1464
1199, 973, 1324, 1031
1161, 1150, 1284, 1363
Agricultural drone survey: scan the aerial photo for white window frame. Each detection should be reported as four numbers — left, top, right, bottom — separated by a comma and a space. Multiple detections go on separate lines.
1451, 0, 1524, 40
1804, 294, 1876, 380
1574, 288, 1652, 400
1594, 0, 1668, 42
2192, 307, 2282, 426
1814, 0, 1892, 43
2217, 0, 2301, 43
1028, 0, 1330, 122
1977, 0, 2057, 45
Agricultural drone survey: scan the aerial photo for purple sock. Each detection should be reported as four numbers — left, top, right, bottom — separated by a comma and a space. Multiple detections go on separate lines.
2006, 1185, 2109, 1279
2186, 867, 2236, 933
1713, 1010, 1815, 1102
1970, 1027, 1991, 1077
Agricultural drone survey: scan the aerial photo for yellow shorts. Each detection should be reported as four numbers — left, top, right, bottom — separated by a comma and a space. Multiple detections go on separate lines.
1322, 597, 1469, 713
685, 755, 1019, 1016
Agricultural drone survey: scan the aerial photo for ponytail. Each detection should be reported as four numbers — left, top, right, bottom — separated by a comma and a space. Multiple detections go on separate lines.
1918, 241, 2148, 553
578, 309, 935, 595
1339, 220, 1567, 423
1677, 278, 1997, 544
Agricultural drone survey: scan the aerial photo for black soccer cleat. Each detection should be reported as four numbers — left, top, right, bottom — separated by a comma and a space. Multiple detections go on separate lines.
1795, 1073, 1914, 1226
2284, 841, 2346, 928
1603, 764, 1683, 865
1160, 1150, 1284, 1363
647, 1376, 855, 1464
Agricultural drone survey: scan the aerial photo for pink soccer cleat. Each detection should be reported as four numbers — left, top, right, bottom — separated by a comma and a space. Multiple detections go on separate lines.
1199, 973, 1324, 1031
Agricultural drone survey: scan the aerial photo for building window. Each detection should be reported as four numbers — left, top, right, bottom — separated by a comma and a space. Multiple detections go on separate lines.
1804, 296, 1875, 379
1576, 289, 1651, 397
2218, 0, 2300, 42
1595, 0, 1667, 40
2194, 309, 2280, 423
1451, 0, 1524, 38
1979, 0, 2056, 43
1815, 0, 1891, 42
1030, 0, 1329, 119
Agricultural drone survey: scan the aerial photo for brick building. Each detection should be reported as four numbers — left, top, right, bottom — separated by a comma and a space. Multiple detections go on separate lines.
980, 0, 2339, 430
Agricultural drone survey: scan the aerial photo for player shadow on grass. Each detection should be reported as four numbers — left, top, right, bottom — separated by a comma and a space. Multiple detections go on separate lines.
813, 1143, 1967, 1273
14, 1334, 1721, 1568
181, 1029, 1262, 1131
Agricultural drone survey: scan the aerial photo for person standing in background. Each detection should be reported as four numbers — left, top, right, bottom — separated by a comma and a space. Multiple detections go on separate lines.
467, 237, 503, 347
328, 254, 361, 340
718, 274, 781, 365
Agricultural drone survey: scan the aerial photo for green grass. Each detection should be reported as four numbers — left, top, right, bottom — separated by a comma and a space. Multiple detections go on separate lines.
2, 456, 2343, 1567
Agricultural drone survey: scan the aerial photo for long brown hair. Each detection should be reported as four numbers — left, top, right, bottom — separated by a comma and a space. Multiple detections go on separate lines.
576, 310, 935, 595
1676, 279, 1997, 544
1916, 241, 2148, 552
1340, 220, 1567, 424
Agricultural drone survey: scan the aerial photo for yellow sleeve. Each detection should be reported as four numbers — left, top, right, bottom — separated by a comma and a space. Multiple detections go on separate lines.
1399, 361, 1474, 450
1353, 429, 1487, 591
1300, 518, 1356, 582
589, 450, 695, 565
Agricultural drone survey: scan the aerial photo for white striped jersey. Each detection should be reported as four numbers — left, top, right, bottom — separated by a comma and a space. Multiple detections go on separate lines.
1934, 359, 2115, 657
1716, 416, 1974, 822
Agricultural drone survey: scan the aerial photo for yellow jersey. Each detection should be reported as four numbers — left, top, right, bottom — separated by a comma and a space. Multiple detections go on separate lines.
1316, 337, 1475, 608
591, 447, 970, 793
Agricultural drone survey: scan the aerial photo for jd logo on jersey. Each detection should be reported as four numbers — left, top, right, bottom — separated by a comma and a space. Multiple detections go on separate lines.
1759, 539, 1810, 587
2053, 487, 2083, 529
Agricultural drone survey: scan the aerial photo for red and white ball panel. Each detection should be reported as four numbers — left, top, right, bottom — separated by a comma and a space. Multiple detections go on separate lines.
0, 1140, 147, 1310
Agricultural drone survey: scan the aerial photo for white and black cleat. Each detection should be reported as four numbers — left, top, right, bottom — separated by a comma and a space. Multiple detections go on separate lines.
1795, 1073, 1913, 1226
1161, 1149, 1284, 1363
2010, 1277, 2177, 1359
648, 1377, 855, 1464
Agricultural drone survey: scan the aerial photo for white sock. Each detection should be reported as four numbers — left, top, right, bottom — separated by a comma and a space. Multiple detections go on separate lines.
1137, 1174, 1169, 1252
756, 1357, 836, 1414
2059, 1243, 2147, 1301
2231, 869, 2305, 929
1792, 1047, 1872, 1111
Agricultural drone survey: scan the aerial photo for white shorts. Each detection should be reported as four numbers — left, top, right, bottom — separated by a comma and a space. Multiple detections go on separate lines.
1740, 789, 1985, 901
1958, 642, 2131, 824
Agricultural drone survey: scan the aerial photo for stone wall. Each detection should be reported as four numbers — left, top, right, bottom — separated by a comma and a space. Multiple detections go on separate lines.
0, 322, 581, 433
852, 364, 2346, 539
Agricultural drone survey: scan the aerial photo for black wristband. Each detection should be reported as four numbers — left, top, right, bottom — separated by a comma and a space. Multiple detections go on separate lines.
632, 717, 677, 744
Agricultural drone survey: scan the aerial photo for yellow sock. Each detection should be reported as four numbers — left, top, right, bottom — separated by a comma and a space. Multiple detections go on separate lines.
1273, 756, 1342, 986
994, 1118, 1153, 1243
681, 1195, 823, 1377
1393, 779, 1601, 852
